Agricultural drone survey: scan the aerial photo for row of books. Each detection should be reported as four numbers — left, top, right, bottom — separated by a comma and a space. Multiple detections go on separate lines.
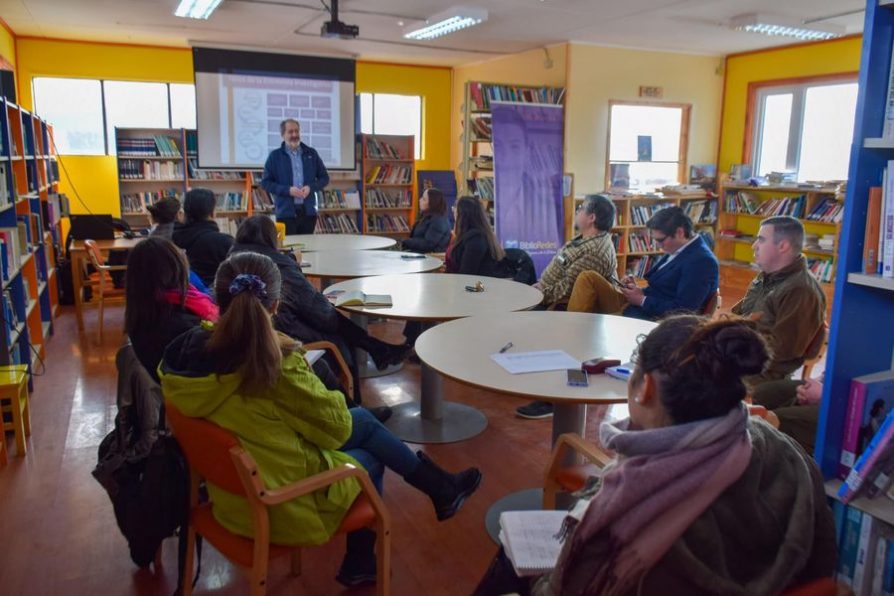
864, 172, 894, 277
251, 188, 273, 211
2, 289, 20, 348
682, 200, 717, 224
118, 159, 184, 181
806, 258, 834, 283
215, 192, 247, 212
468, 83, 565, 111
187, 160, 245, 181
805, 233, 836, 253
833, 503, 894, 594
365, 188, 411, 209
214, 217, 239, 236
469, 155, 493, 171
317, 213, 360, 234
0, 164, 8, 208
121, 190, 180, 214
724, 191, 761, 214
627, 232, 660, 253
0, 223, 28, 282
469, 117, 492, 140
366, 165, 412, 185
364, 138, 405, 160
805, 198, 845, 223
317, 189, 361, 210
630, 202, 675, 226
754, 195, 808, 219
470, 176, 494, 201
837, 370, 894, 488
117, 136, 182, 158
626, 255, 655, 278
366, 214, 409, 233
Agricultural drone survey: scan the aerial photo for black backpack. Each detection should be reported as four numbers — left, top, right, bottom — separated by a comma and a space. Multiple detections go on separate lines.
503, 248, 537, 285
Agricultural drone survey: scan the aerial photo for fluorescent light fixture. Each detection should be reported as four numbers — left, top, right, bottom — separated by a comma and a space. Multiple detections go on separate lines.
730, 13, 844, 41
404, 6, 488, 41
174, 0, 224, 20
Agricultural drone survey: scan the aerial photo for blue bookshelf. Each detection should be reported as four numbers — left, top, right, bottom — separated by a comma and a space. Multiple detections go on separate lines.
815, 0, 894, 479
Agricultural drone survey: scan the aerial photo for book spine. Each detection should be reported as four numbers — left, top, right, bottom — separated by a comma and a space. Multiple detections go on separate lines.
841, 506, 865, 586
841, 409, 894, 503
842, 380, 869, 478
874, 535, 889, 596
855, 512, 880, 595
885, 160, 894, 278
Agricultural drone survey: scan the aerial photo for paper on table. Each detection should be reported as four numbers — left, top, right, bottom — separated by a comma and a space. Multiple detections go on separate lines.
499, 510, 567, 576
490, 350, 581, 374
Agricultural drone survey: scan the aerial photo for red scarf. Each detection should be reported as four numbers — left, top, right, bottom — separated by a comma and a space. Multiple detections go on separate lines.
161, 285, 219, 322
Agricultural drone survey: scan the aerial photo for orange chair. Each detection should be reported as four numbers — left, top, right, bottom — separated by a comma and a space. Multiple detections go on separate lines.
83, 239, 127, 340
303, 340, 354, 400
166, 401, 391, 596
781, 577, 839, 596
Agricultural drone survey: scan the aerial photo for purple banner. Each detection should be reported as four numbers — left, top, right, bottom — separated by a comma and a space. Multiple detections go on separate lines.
492, 103, 564, 276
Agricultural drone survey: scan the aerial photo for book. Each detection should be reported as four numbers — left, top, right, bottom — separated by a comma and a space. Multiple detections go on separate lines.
334, 291, 392, 308
840, 506, 864, 586
864, 188, 882, 274
854, 512, 881, 595
498, 510, 568, 577
840, 370, 894, 479
885, 161, 894, 278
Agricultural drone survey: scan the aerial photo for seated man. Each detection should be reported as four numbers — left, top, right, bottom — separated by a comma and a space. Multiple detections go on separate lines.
171, 188, 235, 288
533, 194, 618, 306
731, 215, 826, 385
752, 376, 822, 455
517, 206, 718, 420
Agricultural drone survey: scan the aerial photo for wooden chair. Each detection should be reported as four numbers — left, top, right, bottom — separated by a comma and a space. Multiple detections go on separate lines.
83, 239, 127, 340
0, 365, 30, 458
801, 323, 828, 381
275, 222, 286, 247
303, 340, 354, 400
166, 401, 391, 596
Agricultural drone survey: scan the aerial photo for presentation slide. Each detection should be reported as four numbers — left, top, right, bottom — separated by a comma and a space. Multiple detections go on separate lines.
193, 48, 356, 170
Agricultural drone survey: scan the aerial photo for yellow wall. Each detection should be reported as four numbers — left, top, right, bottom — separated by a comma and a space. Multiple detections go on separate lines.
565, 44, 724, 195
0, 25, 15, 69
717, 36, 862, 173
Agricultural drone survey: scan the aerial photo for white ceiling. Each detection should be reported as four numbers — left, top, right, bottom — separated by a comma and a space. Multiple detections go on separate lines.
1, 0, 866, 66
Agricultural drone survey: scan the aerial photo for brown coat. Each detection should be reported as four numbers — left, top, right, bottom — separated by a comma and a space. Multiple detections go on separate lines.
731, 256, 825, 383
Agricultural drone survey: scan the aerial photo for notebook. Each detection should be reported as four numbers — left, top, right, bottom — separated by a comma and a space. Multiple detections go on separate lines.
334, 291, 393, 307
499, 510, 568, 577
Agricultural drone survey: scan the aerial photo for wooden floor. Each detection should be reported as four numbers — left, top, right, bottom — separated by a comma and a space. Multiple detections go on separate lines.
0, 266, 769, 595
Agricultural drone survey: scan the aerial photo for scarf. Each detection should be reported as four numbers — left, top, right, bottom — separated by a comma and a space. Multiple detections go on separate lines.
161, 285, 219, 322
555, 404, 753, 596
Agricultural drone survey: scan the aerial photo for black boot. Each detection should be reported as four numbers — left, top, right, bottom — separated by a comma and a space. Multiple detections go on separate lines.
405, 451, 482, 521
336, 528, 377, 587
367, 341, 411, 371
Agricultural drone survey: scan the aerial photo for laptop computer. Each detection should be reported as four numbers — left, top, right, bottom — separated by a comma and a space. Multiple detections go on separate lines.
68, 214, 116, 241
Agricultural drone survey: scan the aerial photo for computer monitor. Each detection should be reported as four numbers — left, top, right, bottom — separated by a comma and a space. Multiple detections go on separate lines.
68, 214, 116, 241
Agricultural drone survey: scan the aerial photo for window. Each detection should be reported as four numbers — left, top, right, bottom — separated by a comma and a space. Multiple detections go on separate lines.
750, 79, 858, 181
32, 77, 198, 155
359, 93, 422, 159
32, 78, 105, 155
606, 101, 690, 192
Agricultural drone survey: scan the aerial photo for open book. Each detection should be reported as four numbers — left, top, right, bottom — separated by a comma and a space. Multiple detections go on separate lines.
334, 291, 392, 308
499, 510, 568, 577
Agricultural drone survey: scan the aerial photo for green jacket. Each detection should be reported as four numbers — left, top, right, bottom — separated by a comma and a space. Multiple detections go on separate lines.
159, 327, 361, 546
731, 256, 825, 383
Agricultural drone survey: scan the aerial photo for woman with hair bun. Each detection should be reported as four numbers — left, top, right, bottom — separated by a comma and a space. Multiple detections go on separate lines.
476, 315, 837, 596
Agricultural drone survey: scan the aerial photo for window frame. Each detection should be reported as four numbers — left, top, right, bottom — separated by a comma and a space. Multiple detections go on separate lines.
744, 72, 858, 178
604, 99, 691, 191
32, 76, 196, 156
359, 92, 423, 160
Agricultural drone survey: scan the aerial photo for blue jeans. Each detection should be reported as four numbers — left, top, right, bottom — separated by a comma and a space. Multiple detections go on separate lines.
340, 408, 419, 493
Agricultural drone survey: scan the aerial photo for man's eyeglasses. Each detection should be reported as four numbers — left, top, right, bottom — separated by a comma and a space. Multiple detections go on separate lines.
651, 234, 668, 244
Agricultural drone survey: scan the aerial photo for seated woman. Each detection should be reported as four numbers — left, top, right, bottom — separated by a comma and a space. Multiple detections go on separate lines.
446, 196, 513, 277
476, 315, 836, 596
172, 188, 234, 288
401, 187, 451, 253
147, 197, 211, 296
159, 252, 482, 586
230, 216, 409, 401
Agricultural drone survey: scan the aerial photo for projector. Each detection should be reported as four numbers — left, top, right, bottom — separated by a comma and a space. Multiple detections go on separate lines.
321, 20, 359, 40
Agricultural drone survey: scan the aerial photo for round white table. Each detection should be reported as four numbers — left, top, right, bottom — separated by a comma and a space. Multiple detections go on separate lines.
327, 274, 544, 443
282, 233, 396, 251
301, 250, 442, 282
414, 311, 656, 539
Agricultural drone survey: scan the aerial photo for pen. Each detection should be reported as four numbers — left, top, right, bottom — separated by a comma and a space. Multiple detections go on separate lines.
614, 367, 630, 374
499, 342, 513, 353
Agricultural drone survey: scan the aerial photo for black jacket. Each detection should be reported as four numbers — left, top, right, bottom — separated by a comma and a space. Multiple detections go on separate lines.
172, 220, 234, 287
402, 214, 451, 253
229, 243, 341, 343
129, 306, 202, 383
448, 229, 513, 278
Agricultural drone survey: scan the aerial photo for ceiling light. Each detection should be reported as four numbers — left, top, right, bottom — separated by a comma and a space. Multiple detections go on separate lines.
404, 7, 488, 41
730, 13, 844, 41
174, 0, 224, 20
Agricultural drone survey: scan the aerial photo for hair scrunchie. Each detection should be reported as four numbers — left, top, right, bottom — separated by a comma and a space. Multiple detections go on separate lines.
228, 273, 268, 299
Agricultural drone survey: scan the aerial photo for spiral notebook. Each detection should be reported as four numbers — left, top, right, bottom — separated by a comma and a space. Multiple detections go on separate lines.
499, 510, 568, 577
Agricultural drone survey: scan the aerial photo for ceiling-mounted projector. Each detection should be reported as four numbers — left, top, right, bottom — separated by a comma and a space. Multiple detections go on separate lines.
320, 0, 359, 40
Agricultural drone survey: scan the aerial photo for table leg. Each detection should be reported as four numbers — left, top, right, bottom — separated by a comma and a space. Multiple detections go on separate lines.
72, 251, 85, 331
485, 402, 587, 542
349, 312, 403, 379
385, 362, 488, 444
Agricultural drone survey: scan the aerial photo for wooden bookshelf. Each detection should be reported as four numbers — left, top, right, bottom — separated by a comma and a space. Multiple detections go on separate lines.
460, 81, 565, 228
572, 192, 717, 279
361, 134, 414, 236
716, 180, 844, 286
0, 99, 59, 371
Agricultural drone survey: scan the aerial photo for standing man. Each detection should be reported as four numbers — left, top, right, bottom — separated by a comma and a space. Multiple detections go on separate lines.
261, 119, 330, 235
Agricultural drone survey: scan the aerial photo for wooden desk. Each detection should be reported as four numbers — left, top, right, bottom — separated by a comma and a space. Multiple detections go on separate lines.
326, 274, 544, 443
282, 233, 397, 252
69, 237, 142, 332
